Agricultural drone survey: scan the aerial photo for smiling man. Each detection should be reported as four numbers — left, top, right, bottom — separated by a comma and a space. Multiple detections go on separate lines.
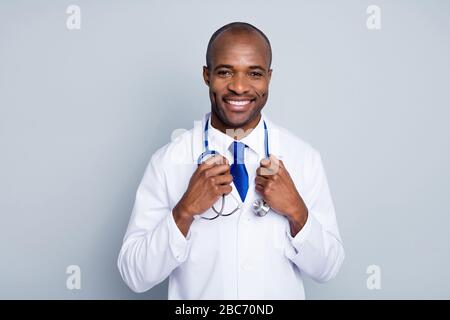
204, 23, 271, 132
118, 22, 345, 299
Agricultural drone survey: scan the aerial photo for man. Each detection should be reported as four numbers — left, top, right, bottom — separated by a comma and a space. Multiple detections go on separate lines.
118, 22, 344, 299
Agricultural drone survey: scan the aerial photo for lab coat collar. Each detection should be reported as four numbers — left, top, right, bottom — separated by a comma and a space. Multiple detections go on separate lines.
261, 111, 282, 160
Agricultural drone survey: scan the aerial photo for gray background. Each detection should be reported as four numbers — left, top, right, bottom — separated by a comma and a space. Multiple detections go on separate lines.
1, 0, 449, 299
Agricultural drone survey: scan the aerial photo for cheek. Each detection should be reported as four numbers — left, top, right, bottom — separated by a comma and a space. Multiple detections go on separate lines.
256, 88, 268, 99
255, 82, 269, 98
210, 78, 228, 94
209, 83, 226, 105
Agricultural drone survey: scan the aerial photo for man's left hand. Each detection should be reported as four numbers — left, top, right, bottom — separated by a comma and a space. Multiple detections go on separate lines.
255, 155, 308, 236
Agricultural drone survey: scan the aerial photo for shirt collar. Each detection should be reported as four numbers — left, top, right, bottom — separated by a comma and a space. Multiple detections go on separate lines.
240, 114, 267, 159
192, 111, 283, 165
207, 112, 268, 162
207, 116, 235, 163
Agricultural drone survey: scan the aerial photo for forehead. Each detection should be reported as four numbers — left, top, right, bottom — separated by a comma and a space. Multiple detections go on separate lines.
210, 31, 270, 68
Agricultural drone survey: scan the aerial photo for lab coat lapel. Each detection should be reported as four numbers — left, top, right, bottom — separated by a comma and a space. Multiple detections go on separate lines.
261, 113, 283, 160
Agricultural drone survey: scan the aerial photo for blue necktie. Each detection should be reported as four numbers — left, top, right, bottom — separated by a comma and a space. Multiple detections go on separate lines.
230, 141, 249, 202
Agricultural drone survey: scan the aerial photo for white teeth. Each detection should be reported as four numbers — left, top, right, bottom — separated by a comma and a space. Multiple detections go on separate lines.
227, 100, 251, 106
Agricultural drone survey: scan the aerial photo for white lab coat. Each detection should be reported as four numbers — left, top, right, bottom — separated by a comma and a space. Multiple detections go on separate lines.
117, 112, 344, 299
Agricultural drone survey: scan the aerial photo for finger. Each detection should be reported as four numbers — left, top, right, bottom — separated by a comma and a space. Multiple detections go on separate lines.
214, 174, 233, 185
257, 165, 279, 177
218, 184, 233, 195
198, 159, 216, 171
271, 154, 284, 168
256, 166, 271, 177
255, 183, 264, 195
255, 176, 268, 187
199, 156, 228, 172
260, 155, 281, 176
269, 154, 281, 168
202, 155, 229, 167
259, 157, 271, 168
204, 163, 230, 177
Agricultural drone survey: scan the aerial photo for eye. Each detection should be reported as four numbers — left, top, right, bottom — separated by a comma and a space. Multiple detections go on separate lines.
249, 71, 263, 78
217, 70, 232, 77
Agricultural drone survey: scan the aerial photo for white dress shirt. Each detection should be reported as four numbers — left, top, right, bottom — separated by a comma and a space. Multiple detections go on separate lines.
117, 112, 344, 299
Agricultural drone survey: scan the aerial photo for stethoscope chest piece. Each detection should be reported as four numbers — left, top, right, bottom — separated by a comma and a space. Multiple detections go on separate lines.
252, 198, 270, 217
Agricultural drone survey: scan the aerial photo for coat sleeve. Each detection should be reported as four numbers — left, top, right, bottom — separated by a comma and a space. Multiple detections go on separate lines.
284, 149, 345, 283
117, 148, 192, 293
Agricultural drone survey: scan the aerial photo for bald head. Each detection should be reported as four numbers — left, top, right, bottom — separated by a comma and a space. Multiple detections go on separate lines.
206, 22, 272, 69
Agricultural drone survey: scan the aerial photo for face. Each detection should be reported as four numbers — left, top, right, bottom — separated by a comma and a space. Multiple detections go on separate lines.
203, 31, 272, 130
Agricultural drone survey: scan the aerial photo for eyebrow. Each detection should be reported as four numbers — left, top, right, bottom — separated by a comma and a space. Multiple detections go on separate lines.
213, 64, 267, 72
248, 65, 267, 72
213, 64, 233, 71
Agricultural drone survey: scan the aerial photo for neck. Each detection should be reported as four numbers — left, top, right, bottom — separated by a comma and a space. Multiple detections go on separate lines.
210, 112, 261, 141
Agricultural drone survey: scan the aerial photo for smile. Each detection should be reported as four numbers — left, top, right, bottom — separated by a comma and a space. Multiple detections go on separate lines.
225, 100, 253, 106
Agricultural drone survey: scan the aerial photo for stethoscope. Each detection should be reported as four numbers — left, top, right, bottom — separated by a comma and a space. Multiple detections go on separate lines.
197, 114, 271, 218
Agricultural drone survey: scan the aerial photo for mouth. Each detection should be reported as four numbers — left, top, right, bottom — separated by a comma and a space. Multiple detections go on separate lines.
223, 98, 255, 111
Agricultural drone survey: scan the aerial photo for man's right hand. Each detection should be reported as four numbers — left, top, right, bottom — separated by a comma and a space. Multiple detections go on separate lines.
173, 155, 233, 236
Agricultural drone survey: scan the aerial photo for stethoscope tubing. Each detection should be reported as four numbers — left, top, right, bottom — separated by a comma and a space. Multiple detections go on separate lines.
197, 114, 271, 218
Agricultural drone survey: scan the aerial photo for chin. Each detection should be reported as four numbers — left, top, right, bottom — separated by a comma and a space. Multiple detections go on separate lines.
226, 113, 251, 127
220, 109, 255, 128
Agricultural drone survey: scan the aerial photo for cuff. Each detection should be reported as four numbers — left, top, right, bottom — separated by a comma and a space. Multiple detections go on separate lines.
285, 212, 318, 259
167, 212, 191, 262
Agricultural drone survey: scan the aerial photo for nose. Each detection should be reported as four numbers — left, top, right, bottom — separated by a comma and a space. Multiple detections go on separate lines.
227, 73, 250, 95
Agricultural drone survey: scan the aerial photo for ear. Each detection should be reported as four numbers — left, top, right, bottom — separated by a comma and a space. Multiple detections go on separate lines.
267, 69, 273, 83
203, 66, 210, 86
